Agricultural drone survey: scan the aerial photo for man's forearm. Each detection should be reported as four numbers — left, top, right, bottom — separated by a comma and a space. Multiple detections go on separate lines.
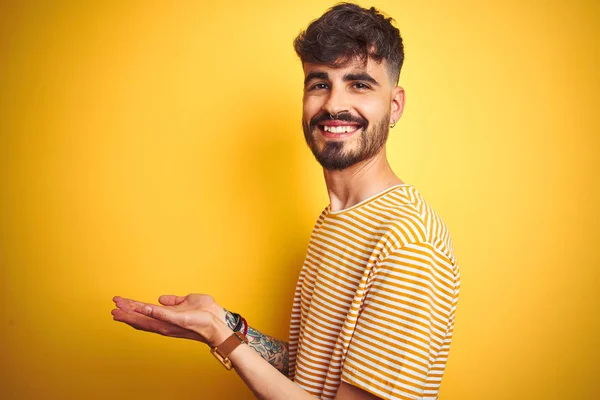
246, 325, 289, 377
225, 310, 289, 377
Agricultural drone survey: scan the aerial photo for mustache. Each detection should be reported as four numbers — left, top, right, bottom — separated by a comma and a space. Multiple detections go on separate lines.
309, 112, 368, 128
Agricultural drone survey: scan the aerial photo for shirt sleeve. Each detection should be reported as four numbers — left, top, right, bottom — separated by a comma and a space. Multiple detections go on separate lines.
341, 241, 459, 400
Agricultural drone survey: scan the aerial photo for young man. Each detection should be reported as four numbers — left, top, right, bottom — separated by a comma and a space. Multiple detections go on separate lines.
112, 3, 459, 399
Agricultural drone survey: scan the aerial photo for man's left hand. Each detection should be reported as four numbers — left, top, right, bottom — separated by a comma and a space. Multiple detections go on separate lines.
111, 294, 231, 346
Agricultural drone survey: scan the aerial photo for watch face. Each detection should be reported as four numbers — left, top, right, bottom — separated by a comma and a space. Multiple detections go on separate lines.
231, 313, 243, 331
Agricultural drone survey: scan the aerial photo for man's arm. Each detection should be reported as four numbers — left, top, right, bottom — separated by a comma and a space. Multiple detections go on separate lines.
113, 294, 380, 399
224, 310, 289, 377
112, 295, 289, 375
137, 301, 381, 400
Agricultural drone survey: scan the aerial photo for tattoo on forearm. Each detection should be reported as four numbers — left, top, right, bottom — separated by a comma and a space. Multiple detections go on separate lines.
246, 325, 289, 378
223, 310, 289, 377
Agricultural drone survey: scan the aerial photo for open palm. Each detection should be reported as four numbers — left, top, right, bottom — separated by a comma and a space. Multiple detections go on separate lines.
112, 293, 226, 343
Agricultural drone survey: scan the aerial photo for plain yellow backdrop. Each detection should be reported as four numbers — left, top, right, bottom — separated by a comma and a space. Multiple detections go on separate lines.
0, 0, 598, 399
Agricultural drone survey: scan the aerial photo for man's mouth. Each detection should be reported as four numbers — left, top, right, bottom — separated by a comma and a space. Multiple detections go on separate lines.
318, 122, 362, 137
309, 112, 367, 139
321, 125, 360, 134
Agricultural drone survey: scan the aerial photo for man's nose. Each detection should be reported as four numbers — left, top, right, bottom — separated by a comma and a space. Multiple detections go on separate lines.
322, 86, 350, 116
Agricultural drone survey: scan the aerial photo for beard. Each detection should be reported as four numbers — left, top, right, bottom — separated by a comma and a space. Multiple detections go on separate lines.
302, 112, 390, 171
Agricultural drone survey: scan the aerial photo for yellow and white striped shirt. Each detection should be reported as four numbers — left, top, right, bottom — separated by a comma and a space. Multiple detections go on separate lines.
288, 184, 459, 400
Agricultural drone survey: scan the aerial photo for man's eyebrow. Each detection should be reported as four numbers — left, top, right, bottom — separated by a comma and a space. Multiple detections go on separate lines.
304, 71, 329, 86
343, 72, 380, 86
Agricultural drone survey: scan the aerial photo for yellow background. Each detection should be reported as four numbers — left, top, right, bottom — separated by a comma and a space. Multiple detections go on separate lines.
1, 0, 598, 399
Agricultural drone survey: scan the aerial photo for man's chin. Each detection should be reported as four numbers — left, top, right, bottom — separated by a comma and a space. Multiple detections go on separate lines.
313, 145, 363, 171
318, 158, 361, 171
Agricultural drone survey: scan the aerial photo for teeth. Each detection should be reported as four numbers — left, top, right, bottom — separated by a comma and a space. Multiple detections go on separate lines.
323, 125, 357, 134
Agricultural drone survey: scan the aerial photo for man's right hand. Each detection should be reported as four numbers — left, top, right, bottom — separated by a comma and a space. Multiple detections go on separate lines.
111, 294, 227, 343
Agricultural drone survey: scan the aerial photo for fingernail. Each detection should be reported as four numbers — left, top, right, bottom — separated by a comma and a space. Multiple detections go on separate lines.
143, 305, 153, 315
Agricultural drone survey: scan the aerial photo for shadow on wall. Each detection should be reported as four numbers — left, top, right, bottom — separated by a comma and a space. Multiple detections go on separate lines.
229, 101, 311, 307
213, 103, 312, 397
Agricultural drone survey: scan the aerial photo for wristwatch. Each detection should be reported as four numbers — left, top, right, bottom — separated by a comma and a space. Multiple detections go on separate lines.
210, 331, 248, 370
230, 312, 244, 332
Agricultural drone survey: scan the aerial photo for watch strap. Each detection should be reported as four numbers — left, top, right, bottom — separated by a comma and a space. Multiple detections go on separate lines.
210, 331, 248, 370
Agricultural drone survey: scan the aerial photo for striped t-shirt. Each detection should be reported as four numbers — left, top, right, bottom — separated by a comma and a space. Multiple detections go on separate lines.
288, 184, 459, 400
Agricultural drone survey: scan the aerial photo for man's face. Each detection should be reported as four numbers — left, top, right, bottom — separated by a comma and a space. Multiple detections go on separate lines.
302, 57, 401, 171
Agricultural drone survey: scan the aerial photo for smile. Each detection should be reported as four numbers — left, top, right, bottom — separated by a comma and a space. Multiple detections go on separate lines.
318, 122, 362, 138
322, 125, 359, 134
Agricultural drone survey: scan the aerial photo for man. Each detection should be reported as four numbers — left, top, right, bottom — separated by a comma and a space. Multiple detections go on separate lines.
112, 3, 459, 399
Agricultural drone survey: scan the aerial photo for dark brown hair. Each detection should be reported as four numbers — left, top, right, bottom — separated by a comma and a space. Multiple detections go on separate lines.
293, 3, 404, 83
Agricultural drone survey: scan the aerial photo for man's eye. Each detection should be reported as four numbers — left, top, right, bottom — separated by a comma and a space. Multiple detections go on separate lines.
309, 83, 329, 90
352, 82, 370, 90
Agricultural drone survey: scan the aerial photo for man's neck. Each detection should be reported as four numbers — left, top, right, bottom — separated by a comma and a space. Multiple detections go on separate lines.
323, 149, 403, 212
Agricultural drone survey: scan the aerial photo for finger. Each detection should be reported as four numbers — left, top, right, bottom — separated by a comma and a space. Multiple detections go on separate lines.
112, 308, 162, 331
112, 308, 195, 338
113, 296, 131, 308
113, 295, 139, 306
116, 301, 146, 311
158, 295, 186, 306
140, 305, 183, 327
111, 306, 207, 342
114, 297, 149, 312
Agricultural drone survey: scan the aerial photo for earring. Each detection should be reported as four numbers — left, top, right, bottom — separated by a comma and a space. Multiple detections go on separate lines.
390, 120, 396, 129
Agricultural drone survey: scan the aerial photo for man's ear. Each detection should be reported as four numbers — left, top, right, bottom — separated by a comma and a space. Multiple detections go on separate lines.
390, 86, 406, 125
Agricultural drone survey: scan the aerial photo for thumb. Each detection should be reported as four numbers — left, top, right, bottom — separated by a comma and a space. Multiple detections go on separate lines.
158, 294, 186, 306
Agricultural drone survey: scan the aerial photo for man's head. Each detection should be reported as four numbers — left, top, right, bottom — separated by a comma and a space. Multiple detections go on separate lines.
294, 2, 404, 84
294, 3, 405, 171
